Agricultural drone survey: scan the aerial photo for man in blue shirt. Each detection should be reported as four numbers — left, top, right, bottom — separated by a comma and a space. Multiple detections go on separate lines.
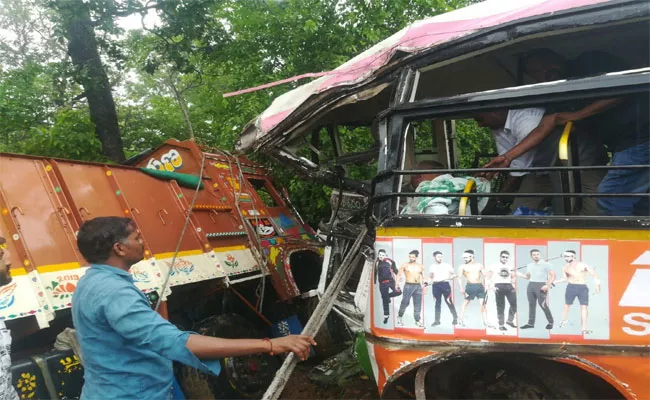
72, 217, 315, 400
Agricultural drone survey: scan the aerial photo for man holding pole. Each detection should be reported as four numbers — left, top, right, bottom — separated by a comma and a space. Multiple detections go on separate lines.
72, 217, 315, 399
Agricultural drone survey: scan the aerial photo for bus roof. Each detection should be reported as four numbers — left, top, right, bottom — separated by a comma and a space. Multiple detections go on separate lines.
237, 0, 629, 152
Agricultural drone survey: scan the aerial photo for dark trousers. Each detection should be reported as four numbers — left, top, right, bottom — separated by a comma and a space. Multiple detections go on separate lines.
526, 281, 553, 325
495, 283, 516, 326
379, 280, 401, 316
398, 283, 422, 322
432, 281, 457, 323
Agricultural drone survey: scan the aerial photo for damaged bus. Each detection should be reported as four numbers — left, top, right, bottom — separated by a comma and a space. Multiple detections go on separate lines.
239, 0, 650, 398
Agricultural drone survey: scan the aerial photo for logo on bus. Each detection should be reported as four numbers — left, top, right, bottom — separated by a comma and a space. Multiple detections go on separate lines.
620, 251, 650, 336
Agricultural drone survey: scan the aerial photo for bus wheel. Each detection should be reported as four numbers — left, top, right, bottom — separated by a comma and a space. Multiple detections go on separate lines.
398, 354, 624, 399
175, 313, 280, 399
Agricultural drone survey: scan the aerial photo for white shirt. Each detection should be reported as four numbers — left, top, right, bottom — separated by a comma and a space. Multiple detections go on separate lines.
488, 263, 515, 285
429, 262, 454, 282
492, 108, 549, 177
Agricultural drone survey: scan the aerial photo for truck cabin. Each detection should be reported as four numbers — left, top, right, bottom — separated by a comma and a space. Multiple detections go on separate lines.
240, 2, 649, 223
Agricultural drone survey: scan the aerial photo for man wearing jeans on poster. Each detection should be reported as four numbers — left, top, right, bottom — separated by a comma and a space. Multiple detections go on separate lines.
520, 249, 556, 330
396, 250, 425, 328
374, 249, 401, 324
487, 250, 517, 331
428, 251, 458, 327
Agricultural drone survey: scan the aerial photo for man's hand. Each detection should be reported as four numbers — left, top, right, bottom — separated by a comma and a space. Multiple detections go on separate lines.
555, 112, 582, 125
480, 155, 511, 179
541, 285, 549, 292
271, 335, 316, 361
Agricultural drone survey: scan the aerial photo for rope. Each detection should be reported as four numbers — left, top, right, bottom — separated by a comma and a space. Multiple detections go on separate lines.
154, 152, 206, 312
212, 149, 269, 313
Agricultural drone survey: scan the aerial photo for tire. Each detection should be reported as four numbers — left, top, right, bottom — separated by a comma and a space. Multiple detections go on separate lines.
175, 313, 280, 399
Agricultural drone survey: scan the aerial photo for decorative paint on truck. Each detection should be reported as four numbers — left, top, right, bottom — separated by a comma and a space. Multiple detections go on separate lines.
0, 139, 322, 328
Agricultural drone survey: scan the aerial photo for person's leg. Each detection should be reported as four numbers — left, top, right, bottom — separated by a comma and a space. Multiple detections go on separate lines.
477, 286, 489, 325
495, 285, 506, 327
598, 142, 650, 216
388, 280, 401, 297
524, 283, 537, 326
398, 284, 414, 318
433, 283, 443, 324
505, 285, 517, 325
579, 284, 590, 332
442, 283, 458, 323
562, 285, 574, 326
538, 288, 554, 325
380, 282, 391, 317
460, 299, 470, 324
413, 285, 423, 325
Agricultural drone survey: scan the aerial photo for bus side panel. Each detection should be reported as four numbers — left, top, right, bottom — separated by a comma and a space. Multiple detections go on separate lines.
370, 228, 649, 347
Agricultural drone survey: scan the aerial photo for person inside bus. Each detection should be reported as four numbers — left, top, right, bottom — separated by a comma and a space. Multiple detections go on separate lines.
484, 49, 649, 216
401, 160, 490, 215
475, 108, 559, 214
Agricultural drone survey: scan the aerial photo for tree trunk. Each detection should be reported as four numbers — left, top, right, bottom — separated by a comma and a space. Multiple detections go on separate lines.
58, 1, 126, 162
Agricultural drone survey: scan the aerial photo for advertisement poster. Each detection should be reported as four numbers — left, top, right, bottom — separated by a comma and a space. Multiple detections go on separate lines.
371, 237, 627, 342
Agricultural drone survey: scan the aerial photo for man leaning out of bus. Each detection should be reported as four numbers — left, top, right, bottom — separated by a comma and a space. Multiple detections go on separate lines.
401, 160, 491, 215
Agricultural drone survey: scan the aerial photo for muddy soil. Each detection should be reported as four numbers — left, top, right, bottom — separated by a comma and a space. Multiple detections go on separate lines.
279, 361, 379, 400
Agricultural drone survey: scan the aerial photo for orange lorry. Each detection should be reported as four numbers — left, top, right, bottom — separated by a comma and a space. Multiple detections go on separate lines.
4, 139, 328, 399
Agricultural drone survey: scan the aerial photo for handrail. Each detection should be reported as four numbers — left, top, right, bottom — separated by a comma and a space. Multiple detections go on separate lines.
458, 179, 476, 216
558, 121, 574, 161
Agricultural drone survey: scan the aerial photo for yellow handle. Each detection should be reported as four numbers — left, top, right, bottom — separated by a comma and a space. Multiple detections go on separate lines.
558, 121, 574, 161
458, 179, 476, 216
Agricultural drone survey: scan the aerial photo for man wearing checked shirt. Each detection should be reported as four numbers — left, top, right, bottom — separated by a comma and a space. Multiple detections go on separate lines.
72, 217, 315, 400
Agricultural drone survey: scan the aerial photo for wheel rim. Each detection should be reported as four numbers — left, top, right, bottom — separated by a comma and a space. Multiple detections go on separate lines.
223, 354, 278, 397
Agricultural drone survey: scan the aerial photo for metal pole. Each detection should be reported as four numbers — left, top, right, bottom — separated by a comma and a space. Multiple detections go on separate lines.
262, 227, 368, 400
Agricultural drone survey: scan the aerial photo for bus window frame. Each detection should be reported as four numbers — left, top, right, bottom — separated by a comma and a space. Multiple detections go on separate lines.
370, 68, 650, 227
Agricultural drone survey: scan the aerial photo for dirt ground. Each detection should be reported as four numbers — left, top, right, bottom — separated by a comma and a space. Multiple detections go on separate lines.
279, 361, 379, 400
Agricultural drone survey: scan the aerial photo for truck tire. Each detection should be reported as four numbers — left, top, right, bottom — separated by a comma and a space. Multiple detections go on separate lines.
175, 313, 280, 399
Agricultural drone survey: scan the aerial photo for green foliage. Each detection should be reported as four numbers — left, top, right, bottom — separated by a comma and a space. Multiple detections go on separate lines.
0, 0, 489, 226
13, 107, 105, 161
455, 119, 496, 169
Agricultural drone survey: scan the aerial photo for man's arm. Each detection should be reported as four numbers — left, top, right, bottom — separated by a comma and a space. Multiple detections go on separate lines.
484, 113, 557, 170
457, 266, 465, 293
419, 265, 426, 287
542, 268, 556, 292
186, 334, 313, 360
555, 99, 622, 125
585, 264, 601, 293
104, 285, 315, 368
390, 259, 399, 275
396, 263, 406, 289
554, 266, 569, 284
486, 267, 494, 290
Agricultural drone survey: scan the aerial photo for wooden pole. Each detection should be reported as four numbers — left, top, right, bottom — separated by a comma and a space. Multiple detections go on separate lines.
262, 227, 368, 400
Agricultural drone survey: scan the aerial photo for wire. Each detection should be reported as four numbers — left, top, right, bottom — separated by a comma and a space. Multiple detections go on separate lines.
154, 152, 206, 312
212, 148, 269, 313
